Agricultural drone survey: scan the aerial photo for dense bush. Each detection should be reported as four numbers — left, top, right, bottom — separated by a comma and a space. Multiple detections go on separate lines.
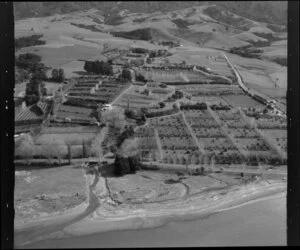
16, 53, 48, 80
166, 90, 183, 102
229, 46, 262, 59
271, 57, 287, 67
51, 68, 65, 82
252, 32, 282, 43
148, 49, 171, 58
130, 47, 149, 54
63, 99, 99, 109
24, 77, 47, 106
16, 53, 41, 70
120, 68, 133, 81
172, 18, 190, 29
114, 154, 141, 176
210, 104, 231, 110
136, 73, 147, 82
203, 6, 248, 31
15, 34, 46, 50
180, 102, 207, 110
112, 28, 153, 41
84, 60, 113, 75
71, 23, 102, 32
15, 66, 30, 84
146, 107, 178, 118
248, 40, 270, 47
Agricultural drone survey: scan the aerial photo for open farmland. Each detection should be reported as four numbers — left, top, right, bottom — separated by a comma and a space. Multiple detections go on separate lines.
220, 94, 264, 108
242, 110, 287, 156
185, 110, 220, 127
14, 81, 62, 97
167, 47, 234, 77
243, 110, 287, 130
134, 126, 160, 161
14, 165, 86, 221
54, 104, 96, 125
190, 96, 228, 105
147, 113, 200, 163
260, 129, 287, 153
66, 78, 130, 105
138, 68, 213, 83
211, 108, 284, 162
113, 85, 172, 110
213, 109, 250, 129
34, 128, 101, 145
255, 116, 287, 130
13, 4, 288, 247
183, 110, 243, 163
225, 52, 287, 99
177, 84, 243, 97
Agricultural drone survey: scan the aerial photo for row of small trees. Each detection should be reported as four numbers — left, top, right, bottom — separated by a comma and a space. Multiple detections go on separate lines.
180, 102, 208, 110
210, 104, 231, 110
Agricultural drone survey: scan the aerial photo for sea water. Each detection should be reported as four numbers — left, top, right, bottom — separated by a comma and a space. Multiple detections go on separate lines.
19, 194, 286, 248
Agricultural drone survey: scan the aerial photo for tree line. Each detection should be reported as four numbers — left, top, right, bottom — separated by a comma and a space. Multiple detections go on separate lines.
15, 34, 46, 50
84, 60, 114, 75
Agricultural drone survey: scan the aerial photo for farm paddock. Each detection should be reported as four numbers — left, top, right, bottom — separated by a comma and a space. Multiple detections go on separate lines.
14, 165, 87, 221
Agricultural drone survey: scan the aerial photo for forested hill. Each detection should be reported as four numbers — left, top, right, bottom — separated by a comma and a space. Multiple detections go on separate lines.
14, 1, 287, 25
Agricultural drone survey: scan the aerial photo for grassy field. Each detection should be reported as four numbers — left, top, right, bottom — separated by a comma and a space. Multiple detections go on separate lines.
221, 94, 264, 108
226, 52, 286, 99
106, 170, 227, 204
14, 165, 87, 220
34, 132, 98, 145
113, 85, 169, 110
190, 96, 228, 105
107, 171, 185, 204
168, 47, 233, 77
19, 44, 99, 68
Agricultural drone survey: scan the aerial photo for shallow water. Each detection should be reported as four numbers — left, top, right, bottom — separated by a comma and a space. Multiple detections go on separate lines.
20, 193, 286, 248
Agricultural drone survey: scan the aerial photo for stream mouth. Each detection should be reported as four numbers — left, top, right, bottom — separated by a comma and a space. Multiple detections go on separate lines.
15, 166, 286, 248
15, 168, 101, 247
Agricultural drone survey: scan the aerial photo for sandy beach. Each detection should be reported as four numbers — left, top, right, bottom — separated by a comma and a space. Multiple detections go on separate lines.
14, 177, 286, 248
23, 192, 286, 248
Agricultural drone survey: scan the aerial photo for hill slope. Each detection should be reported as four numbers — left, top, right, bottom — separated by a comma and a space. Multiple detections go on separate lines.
14, 1, 287, 25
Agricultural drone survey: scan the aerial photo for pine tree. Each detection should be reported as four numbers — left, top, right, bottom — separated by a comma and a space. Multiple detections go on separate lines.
58, 68, 65, 82
51, 68, 59, 81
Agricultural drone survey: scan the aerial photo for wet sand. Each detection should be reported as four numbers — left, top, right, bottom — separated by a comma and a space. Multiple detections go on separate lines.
15, 180, 286, 248
20, 192, 286, 248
